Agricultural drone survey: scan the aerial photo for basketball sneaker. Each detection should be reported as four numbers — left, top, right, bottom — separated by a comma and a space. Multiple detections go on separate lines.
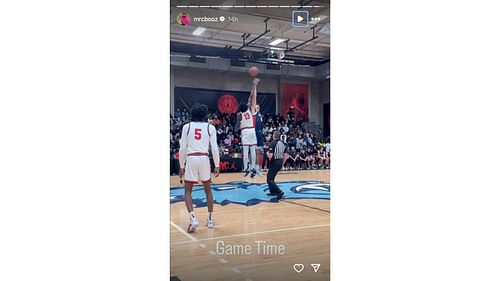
267, 190, 285, 197
207, 218, 214, 229
187, 215, 199, 233
256, 168, 263, 177
250, 169, 257, 178
276, 190, 285, 200
243, 169, 250, 177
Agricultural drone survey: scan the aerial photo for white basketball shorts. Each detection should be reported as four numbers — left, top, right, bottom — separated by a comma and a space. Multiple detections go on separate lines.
184, 155, 211, 183
241, 128, 257, 146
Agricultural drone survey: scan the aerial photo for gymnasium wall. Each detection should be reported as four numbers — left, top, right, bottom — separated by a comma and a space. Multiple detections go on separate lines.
170, 67, 329, 131
319, 79, 330, 130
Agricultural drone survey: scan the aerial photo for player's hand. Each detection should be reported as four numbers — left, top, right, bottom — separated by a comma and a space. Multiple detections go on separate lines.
214, 167, 220, 178
179, 168, 185, 178
253, 78, 260, 85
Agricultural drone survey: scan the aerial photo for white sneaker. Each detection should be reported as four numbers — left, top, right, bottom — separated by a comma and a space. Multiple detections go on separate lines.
256, 169, 263, 177
207, 219, 214, 229
187, 216, 199, 233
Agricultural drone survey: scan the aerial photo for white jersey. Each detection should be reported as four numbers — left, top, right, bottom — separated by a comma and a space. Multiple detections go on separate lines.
240, 109, 254, 130
240, 109, 257, 146
179, 122, 220, 170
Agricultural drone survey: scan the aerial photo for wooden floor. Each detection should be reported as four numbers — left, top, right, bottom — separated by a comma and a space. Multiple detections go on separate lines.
170, 170, 330, 281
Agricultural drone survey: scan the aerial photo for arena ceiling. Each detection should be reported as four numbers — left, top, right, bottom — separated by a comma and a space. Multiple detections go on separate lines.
170, 0, 330, 66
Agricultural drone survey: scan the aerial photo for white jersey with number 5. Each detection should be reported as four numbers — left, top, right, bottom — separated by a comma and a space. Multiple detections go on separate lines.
240, 109, 257, 146
179, 122, 220, 182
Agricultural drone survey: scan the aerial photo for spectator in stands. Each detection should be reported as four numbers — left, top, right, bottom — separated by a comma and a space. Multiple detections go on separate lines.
283, 122, 289, 134
261, 141, 270, 170
181, 108, 188, 118
285, 146, 298, 170
296, 135, 304, 150
287, 106, 295, 120
325, 138, 331, 156
298, 148, 307, 170
306, 146, 315, 169
306, 133, 314, 147
316, 147, 328, 169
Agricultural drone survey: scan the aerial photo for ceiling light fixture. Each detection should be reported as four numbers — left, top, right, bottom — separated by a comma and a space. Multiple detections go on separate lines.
192, 27, 206, 36
269, 38, 286, 46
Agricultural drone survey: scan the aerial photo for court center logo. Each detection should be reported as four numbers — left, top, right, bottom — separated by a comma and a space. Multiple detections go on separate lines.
170, 181, 330, 207
176, 12, 190, 25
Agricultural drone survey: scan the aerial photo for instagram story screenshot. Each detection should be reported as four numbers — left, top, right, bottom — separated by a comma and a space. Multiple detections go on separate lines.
169, 1, 330, 280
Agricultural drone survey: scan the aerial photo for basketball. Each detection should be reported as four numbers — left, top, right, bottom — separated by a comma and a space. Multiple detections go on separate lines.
248, 66, 259, 77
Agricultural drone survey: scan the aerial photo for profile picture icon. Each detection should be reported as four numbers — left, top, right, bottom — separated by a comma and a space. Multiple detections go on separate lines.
176, 12, 190, 26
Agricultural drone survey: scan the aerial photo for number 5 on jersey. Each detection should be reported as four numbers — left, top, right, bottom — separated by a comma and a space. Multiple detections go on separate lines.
194, 128, 202, 140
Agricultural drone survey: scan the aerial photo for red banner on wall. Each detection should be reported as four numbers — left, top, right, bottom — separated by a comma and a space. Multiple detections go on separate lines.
280, 83, 308, 120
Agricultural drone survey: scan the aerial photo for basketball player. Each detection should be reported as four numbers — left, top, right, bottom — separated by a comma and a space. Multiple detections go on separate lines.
253, 104, 264, 176
237, 78, 259, 178
179, 103, 220, 233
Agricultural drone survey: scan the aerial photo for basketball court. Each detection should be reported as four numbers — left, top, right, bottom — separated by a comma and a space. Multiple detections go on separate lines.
170, 170, 330, 281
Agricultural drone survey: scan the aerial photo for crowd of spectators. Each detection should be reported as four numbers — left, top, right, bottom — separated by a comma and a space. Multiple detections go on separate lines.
170, 107, 330, 175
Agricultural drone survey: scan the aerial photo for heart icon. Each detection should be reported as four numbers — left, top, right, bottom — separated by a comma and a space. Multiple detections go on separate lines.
293, 263, 304, 274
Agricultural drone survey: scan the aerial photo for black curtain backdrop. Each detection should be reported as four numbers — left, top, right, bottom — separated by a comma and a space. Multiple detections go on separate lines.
323, 102, 330, 138
174, 87, 276, 115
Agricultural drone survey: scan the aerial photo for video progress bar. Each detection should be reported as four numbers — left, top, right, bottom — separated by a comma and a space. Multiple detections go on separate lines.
176, 5, 324, 8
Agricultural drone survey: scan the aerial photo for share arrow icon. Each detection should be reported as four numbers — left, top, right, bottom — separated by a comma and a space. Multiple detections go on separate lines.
311, 264, 321, 272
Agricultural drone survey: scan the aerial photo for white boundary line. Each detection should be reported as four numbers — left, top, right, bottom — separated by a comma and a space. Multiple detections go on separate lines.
170, 221, 198, 242
171, 223, 330, 245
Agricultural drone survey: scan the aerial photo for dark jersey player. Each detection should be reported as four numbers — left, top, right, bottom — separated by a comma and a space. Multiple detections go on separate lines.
253, 104, 264, 176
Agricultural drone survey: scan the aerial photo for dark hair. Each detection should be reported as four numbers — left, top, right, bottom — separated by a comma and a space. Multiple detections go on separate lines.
239, 102, 248, 113
190, 103, 208, 122
273, 131, 281, 140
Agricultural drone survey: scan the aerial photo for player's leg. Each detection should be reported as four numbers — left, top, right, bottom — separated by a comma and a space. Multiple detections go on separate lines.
250, 145, 257, 177
255, 146, 263, 176
184, 181, 199, 233
184, 182, 194, 213
200, 157, 214, 228
184, 157, 200, 232
242, 145, 250, 176
202, 181, 214, 228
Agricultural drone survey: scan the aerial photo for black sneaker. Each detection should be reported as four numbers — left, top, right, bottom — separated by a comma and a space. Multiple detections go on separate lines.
267, 191, 285, 198
276, 191, 285, 200
243, 169, 250, 177
250, 169, 257, 178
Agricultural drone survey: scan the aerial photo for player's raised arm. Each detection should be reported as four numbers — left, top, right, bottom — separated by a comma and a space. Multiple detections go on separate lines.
236, 111, 242, 129
249, 78, 259, 113
209, 124, 220, 177
178, 123, 189, 169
